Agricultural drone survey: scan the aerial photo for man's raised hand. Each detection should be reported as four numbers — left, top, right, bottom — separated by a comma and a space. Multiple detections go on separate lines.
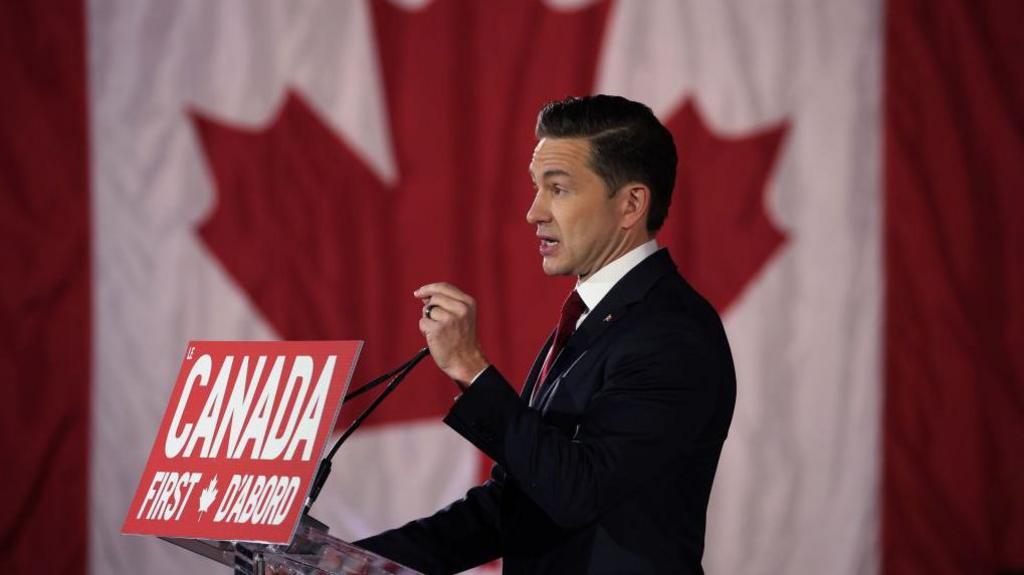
414, 283, 490, 386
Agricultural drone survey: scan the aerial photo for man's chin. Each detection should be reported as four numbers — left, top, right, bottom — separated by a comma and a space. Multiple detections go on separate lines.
541, 259, 571, 277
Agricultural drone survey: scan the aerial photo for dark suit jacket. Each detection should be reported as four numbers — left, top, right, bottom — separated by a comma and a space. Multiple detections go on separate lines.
356, 249, 736, 574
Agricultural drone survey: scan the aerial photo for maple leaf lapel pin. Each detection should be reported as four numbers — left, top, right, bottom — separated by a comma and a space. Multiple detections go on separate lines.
197, 475, 218, 521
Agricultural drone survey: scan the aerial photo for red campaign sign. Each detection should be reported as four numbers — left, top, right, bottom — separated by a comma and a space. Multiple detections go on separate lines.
122, 340, 361, 544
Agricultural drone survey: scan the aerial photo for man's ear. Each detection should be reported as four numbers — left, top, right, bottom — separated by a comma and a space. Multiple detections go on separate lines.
619, 184, 650, 230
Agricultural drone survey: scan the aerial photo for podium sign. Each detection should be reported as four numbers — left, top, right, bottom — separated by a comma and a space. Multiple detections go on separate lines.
122, 340, 361, 544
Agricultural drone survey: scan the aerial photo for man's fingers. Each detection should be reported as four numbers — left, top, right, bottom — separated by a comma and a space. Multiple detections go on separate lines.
421, 293, 469, 318
422, 303, 454, 323
414, 283, 475, 306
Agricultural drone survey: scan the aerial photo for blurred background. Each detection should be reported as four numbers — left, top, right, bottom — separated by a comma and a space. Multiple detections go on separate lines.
1, 0, 1021, 573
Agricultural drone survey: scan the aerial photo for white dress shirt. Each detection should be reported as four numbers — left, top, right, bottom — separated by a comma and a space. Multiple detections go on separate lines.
574, 239, 660, 327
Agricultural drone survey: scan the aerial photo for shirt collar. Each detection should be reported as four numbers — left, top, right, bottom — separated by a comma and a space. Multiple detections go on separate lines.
575, 239, 660, 313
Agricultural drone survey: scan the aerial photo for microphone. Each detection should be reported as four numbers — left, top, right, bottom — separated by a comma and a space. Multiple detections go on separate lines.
302, 347, 431, 516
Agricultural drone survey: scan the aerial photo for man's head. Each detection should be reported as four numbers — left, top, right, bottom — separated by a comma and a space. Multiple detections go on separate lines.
527, 95, 677, 278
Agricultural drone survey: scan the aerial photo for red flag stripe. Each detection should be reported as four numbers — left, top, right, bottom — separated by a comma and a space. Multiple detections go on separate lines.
0, 0, 91, 572
884, 0, 1024, 572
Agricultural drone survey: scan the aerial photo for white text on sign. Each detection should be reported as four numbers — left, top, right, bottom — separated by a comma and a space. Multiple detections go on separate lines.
164, 354, 337, 461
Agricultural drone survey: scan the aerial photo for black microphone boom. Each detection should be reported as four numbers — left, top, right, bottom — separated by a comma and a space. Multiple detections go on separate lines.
340, 351, 423, 403
302, 347, 431, 516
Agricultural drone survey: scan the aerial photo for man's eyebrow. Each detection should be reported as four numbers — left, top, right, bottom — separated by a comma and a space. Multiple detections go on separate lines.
528, 167, 573, 186
529, 168, 572, 184
539, 169, 572, 180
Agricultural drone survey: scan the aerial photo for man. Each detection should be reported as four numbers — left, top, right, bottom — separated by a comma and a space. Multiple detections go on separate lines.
356, 95, 736, 574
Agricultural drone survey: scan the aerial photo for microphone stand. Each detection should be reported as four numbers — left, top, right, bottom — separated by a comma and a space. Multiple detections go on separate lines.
302, 347, 431, 517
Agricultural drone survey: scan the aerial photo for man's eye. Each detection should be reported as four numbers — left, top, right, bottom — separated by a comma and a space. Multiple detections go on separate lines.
552, 186, 568, 195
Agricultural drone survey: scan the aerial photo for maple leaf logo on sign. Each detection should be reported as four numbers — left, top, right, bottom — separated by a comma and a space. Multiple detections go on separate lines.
191, 0, 787, 430
198, 476, 218, 521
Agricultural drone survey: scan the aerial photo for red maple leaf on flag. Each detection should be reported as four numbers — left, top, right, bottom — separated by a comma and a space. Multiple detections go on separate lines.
661, 100, 788, 311
191, 0, 787, 428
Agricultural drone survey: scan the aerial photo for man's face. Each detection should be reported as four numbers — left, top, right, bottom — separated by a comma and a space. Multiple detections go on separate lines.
527, 137, 626, 279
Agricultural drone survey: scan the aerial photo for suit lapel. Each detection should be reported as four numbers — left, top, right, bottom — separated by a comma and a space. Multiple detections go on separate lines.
522, 331, 554, 403
569, 249, 675, 353
536, 249, 677, 411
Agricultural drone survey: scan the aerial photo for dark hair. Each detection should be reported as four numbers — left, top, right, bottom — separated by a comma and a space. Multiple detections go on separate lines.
535, 94, 677, 232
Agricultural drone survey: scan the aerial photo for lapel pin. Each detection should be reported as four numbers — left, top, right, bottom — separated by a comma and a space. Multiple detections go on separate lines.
604, 314, 613, 322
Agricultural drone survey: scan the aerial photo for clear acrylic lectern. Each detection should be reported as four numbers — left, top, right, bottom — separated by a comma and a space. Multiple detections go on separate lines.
161, 515, 421, 575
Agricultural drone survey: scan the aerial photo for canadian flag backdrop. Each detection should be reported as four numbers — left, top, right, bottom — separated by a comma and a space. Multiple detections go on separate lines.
1, 0, 1021, 573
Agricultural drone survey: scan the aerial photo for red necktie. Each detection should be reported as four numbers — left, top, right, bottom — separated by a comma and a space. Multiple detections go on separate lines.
532, 290, 587, 405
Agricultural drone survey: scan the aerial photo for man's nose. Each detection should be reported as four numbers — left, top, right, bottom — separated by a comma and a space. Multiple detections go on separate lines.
526, 190, 549, 224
